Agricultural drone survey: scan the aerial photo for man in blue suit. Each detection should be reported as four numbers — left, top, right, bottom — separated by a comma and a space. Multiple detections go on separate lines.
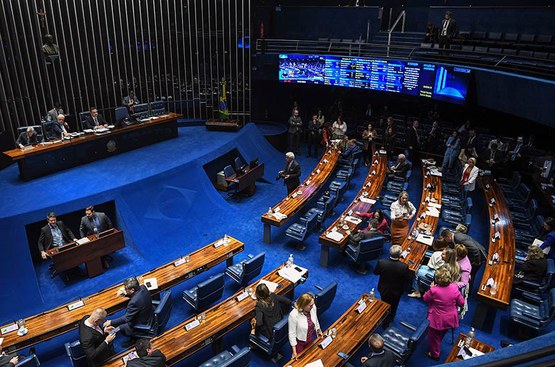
104, 278, 153, 347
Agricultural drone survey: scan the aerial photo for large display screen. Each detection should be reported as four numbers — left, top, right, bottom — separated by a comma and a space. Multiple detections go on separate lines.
278, 54, 471, 104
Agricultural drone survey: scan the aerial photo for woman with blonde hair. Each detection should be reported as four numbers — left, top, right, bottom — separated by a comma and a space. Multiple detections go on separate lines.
514, 245, 547, 285
460, 157, 479, 192
408, 237, 449, 298
390, 191, 416, 247
454, 244, 472, 290
288, 293, 323, 358
423, 266, 465, 361
442, 248, 461, 284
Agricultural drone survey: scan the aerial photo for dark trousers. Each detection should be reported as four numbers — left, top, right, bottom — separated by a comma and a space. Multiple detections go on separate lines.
307, 136, 320, 157
438, 35, 451, 49
288, 132, 301, 153
380, 291, 402, 325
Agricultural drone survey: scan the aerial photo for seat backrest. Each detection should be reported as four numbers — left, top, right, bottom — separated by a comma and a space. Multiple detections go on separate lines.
241, 252, 265, 285
269, 316, 289, 355
197, 273, 225, 310
407, 319, 430, 353
357, 236, 384, 261
223, 346, 250, 367
233, 157, 245, 172
65, 340, 86, 366
154, 291, 173, 333
224, 165, 235, 178
79, 111, 91, 131
315, 281, 338, 317
15, 354, 40, 367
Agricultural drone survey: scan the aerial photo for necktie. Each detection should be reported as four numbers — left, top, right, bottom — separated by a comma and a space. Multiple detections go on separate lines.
94, 117, 98, 126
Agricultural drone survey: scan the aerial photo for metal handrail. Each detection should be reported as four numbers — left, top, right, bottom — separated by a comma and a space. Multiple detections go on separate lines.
387, 10, 406, 57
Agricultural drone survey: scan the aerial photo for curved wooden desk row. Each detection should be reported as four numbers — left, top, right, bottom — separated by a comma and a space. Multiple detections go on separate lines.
102, 265, 303, 366
399, 160, 443, 272
476, 176, 515, 310
318, 152, 388, 267
261, 147, 341, 243
444, 333, 494, 363
3, 113, 181, 180
283, 297, 390, 367
1, 236, 244, 352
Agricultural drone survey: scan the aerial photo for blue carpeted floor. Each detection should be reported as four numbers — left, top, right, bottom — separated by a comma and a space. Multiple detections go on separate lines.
1, 124, 553, 366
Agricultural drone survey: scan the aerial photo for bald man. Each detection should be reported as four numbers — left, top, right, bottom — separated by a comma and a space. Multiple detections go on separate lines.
79, 308, 116, 366
346, 333, 396, 367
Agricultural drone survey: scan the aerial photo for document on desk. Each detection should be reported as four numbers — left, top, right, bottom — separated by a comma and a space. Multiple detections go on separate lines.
416, 233, 434, 246
360, 197, 376, 205
257, 279, 279, 293
278, 265, 308, 284
76, 237, 90, 245
325, 231, 344, 242
305, 360, 324, 367
346, 216, 362, 225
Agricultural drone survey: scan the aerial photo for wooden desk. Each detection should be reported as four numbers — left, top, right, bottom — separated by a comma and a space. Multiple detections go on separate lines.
399, 160, 443, 272
283, 297, 390, 367
444, 333, 494, 363
318, 152, 387, 267
47, 229, 125, 278
0, 236, 243, 352
225, 163, 265, 196
101, 265, 303, 366
473, 177, 515, 330
3, 113, 180, 180
261, 148, 340, 243
205, 119, 242, 132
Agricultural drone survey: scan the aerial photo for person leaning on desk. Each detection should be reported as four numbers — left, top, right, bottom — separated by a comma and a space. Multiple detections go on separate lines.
16, 127, 38, 148
38, 212, 78, 277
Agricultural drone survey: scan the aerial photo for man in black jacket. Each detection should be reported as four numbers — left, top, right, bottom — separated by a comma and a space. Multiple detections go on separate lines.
127, 339, 166, 367
79, 308, 116, 367
79, 206, 113, 237
38, 212, 78, 278
104, 278, 154, 346
278, 152, 301, 194
374, 245, 410, 328
442, 229, 487, 292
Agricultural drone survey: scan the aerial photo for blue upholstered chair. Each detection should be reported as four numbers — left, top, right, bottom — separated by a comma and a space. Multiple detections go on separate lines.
513, 259, 555, 298
78, 111, 91, 131
382, 319, 430, 366
510, 289, 555, 335
64, 340, 86, 367
345, 236, 384, 274
16, 354, 41, 367
225, 253, 265, 286
132, 290, 172, 338
249, 316, 289, 362
286, 209, 319, 242
183, 273, 225, 312
313, 281, 338, 317
197, 345, 250, 367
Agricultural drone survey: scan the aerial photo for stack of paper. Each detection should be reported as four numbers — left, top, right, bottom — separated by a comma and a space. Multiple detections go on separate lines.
416, 233, 434, 246
305, 360, 324, 367
360, 197, 376, 204
326, 231, 344, 241
258, 279, 279, 293
278, 265, 307, 283
273, 212, 287, 220
346, 216, 362, 225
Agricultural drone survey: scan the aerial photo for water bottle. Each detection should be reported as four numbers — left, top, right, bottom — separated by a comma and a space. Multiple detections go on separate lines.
287, 254, 294, 268
465, 327, 475, 347
223, 234, 229, 245
369, 288, 375, 302
93, 227, 99, 239
267, 207, 273, 215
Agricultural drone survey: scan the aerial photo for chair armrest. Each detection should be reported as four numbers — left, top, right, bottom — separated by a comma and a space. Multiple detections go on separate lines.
522, 311, 542, 321
247, 254, 254, 259
400, 321, 417, 331
315, 285, 323, 291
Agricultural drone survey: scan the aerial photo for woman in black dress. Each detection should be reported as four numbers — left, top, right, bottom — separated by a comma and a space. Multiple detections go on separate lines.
250, 283, 291, 339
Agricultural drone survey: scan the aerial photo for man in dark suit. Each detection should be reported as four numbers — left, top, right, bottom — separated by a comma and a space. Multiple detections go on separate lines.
127, 339, 167, 367
442, 229, 487, 292
404, 120, 420, 159
374, 245, 410, 328
0, 340, 21, 367
79, 308, 116, 367
16, 127, 39, 148
80, 205, 113, 238
122, 91, 140, 112
38, 211, 78, 261
278, 152, 301, 194
438, 11, 457, 49
84, 107, 108, 129
346, 334, 396, 367
388, 153, 409, 179
104, 278, 154, 347
347, 219, 382, 247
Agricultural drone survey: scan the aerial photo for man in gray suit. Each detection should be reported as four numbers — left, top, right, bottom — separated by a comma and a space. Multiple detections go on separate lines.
79, 206, 113, 238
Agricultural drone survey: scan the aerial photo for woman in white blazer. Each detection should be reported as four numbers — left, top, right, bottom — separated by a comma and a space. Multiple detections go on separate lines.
288, 293, 323, 358
461, 157, 479, 191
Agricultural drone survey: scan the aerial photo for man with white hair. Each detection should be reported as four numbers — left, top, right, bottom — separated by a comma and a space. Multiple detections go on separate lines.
388, 153, 409, 178
79, 308, 116, 366
346, 333, 396, 367
374, 245, 410, 328
277, 152, 301, 194
16, 127, 38, 148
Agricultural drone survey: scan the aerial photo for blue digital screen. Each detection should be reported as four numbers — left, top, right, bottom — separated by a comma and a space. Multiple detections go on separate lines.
278, 54, 471, 104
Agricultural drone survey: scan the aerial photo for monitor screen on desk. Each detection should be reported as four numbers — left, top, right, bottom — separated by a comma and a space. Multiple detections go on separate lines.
132, 103, 149, 114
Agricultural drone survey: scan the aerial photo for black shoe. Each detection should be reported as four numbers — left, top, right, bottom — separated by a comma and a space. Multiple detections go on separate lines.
424, 351, 440, 361
121, 339, 136, 348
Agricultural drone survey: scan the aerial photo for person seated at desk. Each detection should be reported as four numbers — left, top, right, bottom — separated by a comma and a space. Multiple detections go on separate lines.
16, 127, 38, 148
340, 139, 361, 160
38, 212, 78, 276
84, 107, 108, 129
0, 339, 32, 367
355, 209, 389, 234
54, 114, 71, 138
127, 339, 166, 367
388, 154, 409, 178
79, 308, 116, 367
345, 333, 396, 367
122, 91, 140, 113
250, 283, 291, 340
346, 219, 381, 247
514, 245, 547, 285
104, 277, 154, 347
47, 101, 64, 122
80, 206, 113, 238
539, 217, 555, 260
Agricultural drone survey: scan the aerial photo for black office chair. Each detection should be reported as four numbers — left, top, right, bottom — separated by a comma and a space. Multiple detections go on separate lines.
78, 111, 91, 131
313, 281, 338, 317
249, 316, 289, 362
42, 120, 58, 140
345, 236, 384, 274
183, 273, 225, 312
197, 345, 250, 367
132, 290, 172, 338
382, 319, 430, 367
233, 156, 245, 173
64, 340, 87, 367
225, 253, 265, 287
